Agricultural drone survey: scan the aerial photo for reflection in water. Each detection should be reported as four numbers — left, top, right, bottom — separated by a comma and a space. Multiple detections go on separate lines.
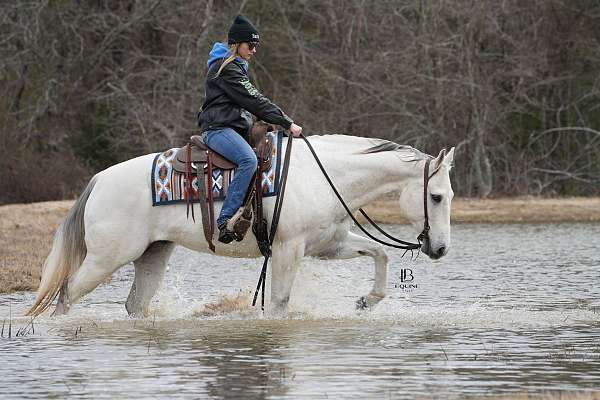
184, 322, 293, 399
0, 223, 599, 399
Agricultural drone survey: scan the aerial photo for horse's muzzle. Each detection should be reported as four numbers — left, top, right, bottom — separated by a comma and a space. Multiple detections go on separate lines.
421, 238, 448, 260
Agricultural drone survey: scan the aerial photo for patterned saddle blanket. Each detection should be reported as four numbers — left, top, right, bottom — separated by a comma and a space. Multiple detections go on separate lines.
151, 131, 284, 206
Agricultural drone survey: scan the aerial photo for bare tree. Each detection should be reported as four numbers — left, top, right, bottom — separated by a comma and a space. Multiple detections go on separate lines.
1, 0, 598, 203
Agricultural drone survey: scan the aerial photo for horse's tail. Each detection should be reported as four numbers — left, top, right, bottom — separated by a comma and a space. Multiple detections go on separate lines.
26, 177, 97, 317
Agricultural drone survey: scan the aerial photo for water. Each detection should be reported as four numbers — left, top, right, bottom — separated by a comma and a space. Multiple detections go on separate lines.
1, 223, 599, 399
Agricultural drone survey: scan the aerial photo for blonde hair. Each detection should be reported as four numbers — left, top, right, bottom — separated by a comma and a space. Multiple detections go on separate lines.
215, 43, 240, 78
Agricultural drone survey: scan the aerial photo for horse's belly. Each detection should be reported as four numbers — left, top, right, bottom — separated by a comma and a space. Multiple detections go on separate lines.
304, 222, 348, 257
208, 239, 263, 259
167, 229, 263, 259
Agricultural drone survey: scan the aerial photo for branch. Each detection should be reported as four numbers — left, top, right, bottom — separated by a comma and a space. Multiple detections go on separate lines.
530, 168, 600, 183
533, 126, 600, 140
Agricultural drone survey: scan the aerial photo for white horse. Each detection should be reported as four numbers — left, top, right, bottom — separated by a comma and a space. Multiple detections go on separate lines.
26, 135, 455, 317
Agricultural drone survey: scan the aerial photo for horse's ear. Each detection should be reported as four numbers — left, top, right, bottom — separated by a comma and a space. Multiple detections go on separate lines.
444, 147, 455, 168
434, 148, 447, 169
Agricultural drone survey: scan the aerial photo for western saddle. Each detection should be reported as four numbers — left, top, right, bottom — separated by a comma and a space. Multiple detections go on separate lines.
171, 122, 276, 252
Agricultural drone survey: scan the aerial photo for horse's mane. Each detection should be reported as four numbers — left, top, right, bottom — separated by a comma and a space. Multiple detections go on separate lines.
307, 134, 431, 162
360, 139, 432, 162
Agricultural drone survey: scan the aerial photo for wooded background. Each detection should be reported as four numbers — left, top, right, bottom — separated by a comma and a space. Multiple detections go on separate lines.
1, 0, 599, 204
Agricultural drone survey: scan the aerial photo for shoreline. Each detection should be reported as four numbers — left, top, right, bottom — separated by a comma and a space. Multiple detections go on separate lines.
363, 197, 600, 224
1, 197, 599, 294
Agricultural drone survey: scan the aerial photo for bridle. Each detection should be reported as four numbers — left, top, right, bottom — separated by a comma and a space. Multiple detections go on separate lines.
301, 135, 438, 254
252, 133, 439, 309
417, 159, 432, 244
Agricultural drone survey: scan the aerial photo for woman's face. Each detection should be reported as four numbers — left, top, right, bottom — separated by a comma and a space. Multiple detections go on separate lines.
238, 42, 258, 61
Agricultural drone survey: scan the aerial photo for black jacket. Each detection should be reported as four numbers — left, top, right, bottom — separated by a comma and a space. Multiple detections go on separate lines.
198, 58, 293, 138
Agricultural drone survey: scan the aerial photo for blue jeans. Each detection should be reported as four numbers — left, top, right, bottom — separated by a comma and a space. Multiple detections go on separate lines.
203, 128, 257, 226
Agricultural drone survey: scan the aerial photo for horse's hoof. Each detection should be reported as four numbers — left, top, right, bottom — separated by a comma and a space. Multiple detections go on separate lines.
356, 294, 384, 310
52, 302, 70, 316
356, 296, 369, 310
268, 306, 288, 319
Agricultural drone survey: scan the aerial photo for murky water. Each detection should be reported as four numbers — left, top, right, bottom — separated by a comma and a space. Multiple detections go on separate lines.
1, 223, 599, 399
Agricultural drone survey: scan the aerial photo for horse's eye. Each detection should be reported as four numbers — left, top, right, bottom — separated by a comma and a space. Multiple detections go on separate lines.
431, 194, 442, 203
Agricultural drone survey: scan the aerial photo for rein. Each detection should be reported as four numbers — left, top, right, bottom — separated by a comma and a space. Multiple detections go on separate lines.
252, 131, 294, 310
252, 132, 435, 310
300, 134, 433, 252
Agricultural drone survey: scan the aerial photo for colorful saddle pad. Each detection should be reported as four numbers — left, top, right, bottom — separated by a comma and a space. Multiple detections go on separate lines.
151, 130, 285, 206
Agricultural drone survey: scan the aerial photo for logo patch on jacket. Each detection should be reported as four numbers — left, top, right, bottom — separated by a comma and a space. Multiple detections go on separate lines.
239, 79, 259, 97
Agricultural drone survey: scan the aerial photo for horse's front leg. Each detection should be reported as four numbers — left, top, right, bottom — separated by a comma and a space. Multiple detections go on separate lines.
270, 239, 305, 315
320, 232, 389, 310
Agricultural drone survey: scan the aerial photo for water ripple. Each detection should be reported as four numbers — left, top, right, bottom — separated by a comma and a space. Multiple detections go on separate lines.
1, 223, 599, 399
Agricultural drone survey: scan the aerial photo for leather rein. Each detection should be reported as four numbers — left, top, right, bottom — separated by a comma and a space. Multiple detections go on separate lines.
252, 130, 294, 310
252, 133, 436, 309
300, 134, 436, 253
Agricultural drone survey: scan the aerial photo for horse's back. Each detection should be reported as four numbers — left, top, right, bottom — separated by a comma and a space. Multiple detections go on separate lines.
84, 153, 158, 246
95, 152, 158, 186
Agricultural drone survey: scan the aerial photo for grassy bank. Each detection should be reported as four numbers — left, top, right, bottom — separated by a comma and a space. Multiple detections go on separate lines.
364, 197, 600, 224
470, 392, 600, 400
1, 198, 599, 294
0, 201, 72, 294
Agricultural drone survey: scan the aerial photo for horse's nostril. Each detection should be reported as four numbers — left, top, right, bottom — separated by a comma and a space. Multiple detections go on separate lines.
437, 246, 446, 257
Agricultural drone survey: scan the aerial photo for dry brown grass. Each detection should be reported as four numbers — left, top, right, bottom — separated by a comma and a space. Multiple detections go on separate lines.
469, 392, 600, 400
363, 197, 600, 224
0, 200, 73, 294
1, 197, 599, 295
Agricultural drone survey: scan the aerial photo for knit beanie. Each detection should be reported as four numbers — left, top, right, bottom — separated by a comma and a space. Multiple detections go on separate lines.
228, 15, 260, 44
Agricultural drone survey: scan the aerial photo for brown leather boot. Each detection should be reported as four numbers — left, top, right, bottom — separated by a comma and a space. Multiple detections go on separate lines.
218, 221, 236, 244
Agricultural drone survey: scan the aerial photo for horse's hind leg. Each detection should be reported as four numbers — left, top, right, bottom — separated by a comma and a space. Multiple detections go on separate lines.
55, 252, 131, 315
319, 232, 388, 310
125, 241, 175, 318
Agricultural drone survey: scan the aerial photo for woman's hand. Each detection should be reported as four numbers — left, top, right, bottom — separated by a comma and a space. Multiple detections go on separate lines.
289, 123, 303, 137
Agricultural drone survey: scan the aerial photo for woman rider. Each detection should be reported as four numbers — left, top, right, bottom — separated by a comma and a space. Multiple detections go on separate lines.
198, 15, 303, 244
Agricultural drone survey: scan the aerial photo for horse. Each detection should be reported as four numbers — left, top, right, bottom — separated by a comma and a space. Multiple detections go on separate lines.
26, 134, 455, 317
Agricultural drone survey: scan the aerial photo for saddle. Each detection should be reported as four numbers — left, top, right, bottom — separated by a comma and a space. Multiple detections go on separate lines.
172, 121, 277, 252
172, 137, 236, 172
172, 122, 275, 175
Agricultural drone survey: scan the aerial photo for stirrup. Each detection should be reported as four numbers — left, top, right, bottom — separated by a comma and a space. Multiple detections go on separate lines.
227, 206, 253, 242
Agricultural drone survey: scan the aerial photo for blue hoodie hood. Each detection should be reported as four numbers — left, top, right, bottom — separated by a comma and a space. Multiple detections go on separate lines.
207, 42, 248, 72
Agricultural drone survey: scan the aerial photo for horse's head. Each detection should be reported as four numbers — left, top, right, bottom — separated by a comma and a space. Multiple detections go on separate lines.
399, 147, 455, 260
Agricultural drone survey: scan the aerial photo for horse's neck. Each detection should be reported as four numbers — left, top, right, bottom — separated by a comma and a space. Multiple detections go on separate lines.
309, 136, 417, 211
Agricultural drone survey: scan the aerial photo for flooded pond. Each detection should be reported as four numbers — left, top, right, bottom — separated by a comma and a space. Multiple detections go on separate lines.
1, 223, 599, 399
